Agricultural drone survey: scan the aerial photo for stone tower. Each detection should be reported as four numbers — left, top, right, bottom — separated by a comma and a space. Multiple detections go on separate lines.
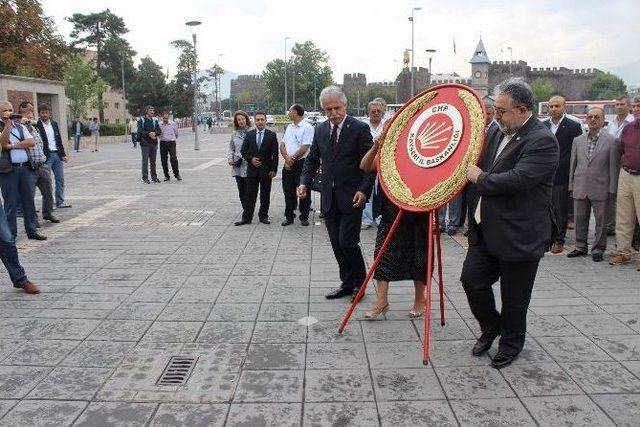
470, 38, 490, 97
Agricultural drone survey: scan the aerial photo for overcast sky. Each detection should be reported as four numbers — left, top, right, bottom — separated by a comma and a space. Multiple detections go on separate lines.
42, 0, 640, 89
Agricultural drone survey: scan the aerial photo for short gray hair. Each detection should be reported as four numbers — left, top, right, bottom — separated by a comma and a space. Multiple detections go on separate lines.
319, 85, 347, 108
367, 101, 383, 112
632, 96, 640, 104
373, 97, 387, 108
494, 78, 534, 111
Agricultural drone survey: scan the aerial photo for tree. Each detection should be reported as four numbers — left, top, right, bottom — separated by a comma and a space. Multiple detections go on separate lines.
167, 39, 202, 119
64, 54, 106, 118
0, 0, 70, 80
263, 41, 334, 112
127, 57, 169, 116
66, 9, 133, 120
531, 79, 555, 112
583, 73, 627, 100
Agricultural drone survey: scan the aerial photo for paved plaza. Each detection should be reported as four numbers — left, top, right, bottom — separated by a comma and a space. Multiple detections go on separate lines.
0, 131, 639, 426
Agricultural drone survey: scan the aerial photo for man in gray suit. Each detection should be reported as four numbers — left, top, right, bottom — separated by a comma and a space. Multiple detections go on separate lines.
568, 107, 618, 262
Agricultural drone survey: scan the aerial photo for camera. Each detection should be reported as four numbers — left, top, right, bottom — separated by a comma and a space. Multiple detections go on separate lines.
9, 113, 22, 120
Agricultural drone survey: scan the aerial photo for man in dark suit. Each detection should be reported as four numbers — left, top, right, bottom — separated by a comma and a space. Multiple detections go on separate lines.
298, 86, 375, 299
36, 104, 70, 209
542, 96, 583, 254
463, 78, 559, 369
237, 112, 279, 225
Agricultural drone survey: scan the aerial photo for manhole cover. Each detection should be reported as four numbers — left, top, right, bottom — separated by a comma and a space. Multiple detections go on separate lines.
157, 356, 198, 386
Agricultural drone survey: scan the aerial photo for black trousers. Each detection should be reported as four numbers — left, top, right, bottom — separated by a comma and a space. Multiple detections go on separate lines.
324, 193, 366, 291
160, 140, 180, 179
140, 142, 158, 181
282, 161, 311, 220
242, 175, 272, 222
552, 184, 570, 244
234, 176, 247, 211
460, 231, 540, 356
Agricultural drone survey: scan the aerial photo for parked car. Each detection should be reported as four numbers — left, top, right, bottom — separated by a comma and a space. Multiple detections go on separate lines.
266, 115, 275, 125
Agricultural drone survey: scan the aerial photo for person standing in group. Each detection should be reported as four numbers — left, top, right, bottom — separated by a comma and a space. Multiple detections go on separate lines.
128, 118, 138, 149
542, 96, 583, 254
298, 86, 375, 300
462, 78, 559, 369
88, 117, 100, 152
0, 101, 47, 241
72, 116, 83, 152
18, 102, 59, 225
236, 112, 279, 225
159, 112, 181, 181
567, 107, 618, 262
138, 106, 161, 184
36, 104, 71, 209
280, 104, 314, 227
361, 100, 385, 230
227, 110, 251, 213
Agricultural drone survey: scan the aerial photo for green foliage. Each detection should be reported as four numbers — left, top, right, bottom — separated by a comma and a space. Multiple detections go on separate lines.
64, 54, 106, 118
68, 122, 125, 137
166, 39, 198, 118
531, 79, 555, 112
583, 73, 627, 100
127, 56, 170, 116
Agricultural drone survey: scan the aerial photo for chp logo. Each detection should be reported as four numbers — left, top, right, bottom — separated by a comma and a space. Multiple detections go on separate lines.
407, 103, 463, 168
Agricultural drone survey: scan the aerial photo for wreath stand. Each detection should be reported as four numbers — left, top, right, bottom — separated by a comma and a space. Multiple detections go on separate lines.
338, 208, 445, 365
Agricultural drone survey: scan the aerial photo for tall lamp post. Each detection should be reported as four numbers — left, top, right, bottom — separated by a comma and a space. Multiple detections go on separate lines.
425, 48, 436, 86
217, 53, 224, 122
284, 37, 290, 112
409, 7, 421, 97
186, 20, 201, 151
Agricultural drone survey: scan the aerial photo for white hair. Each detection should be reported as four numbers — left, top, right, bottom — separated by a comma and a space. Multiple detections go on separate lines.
319, 85, 347, 108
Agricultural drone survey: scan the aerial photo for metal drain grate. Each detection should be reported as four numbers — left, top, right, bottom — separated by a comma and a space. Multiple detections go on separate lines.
157, 356, 198, 385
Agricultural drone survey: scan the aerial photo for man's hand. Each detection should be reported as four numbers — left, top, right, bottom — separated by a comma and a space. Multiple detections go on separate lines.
148, 132, 156, 139
268, 171, 276, 179
284, 157, 294, 168
62, 156, 68, 162
251, 157, 262, 167
352, 191, 367, 208
228, 158, 235, 166
467, 165, 483, 183
297, 185, 307, 199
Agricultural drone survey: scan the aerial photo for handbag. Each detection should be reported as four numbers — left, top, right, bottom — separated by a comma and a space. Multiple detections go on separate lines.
310, 168, 322, 192
233, 157, 243, 168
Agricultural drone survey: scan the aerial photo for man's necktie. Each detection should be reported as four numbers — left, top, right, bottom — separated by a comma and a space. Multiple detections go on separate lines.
330, 124, 338, 150
257, 130, 263, 149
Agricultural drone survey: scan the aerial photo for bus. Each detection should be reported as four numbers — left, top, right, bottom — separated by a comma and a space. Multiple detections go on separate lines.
538, 99, 617, 126
386, 103, 404, 116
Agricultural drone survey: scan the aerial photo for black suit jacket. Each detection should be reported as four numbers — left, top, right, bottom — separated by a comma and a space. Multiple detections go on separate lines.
241, 128, 279, 178
36, 120, 66, 158
543, 116, 583, 185
300, 115, 375, 214
468, 116, 559, 262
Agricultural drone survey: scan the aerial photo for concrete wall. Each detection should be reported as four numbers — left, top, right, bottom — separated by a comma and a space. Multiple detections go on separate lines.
0, 74, 68, 142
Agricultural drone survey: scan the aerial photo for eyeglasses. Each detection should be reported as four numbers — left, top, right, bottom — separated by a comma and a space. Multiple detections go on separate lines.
586, 115, 603, 120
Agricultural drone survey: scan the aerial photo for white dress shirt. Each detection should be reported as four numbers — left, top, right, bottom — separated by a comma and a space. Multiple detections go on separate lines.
283, 120, 314, 158
41, 120, 57, 152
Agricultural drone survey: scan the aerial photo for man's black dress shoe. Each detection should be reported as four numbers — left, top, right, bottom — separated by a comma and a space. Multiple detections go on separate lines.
152, 178, 161, 183
567, 249, 587, 258
164, 177, 171, 181
472, 332, 499, 356
143, 179, 151, 184
300, 219, 309, 226
43, 215, 60, 223
592, 253, 603, 262
325, 288, 354, 300
175, 175, 182, 181
27, 233, 47, 241
259, 218, 271, 224
234, 220, 250, 226
281, 218, 294, 226
491, 352, 516, 369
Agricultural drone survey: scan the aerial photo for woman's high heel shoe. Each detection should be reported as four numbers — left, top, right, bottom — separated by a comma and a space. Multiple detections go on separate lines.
408, 308, 425, 319
364, 303, 390, 320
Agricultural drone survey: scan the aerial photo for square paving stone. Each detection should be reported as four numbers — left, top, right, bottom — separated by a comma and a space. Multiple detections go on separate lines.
591, 335, 640, 361
74, 402, 157, 426
1, 400, 87, 427
263, 286, 309, 303
61, 341, 134, 367
157, 303, 213, 321
415, 317, 476, 341
226, 403, 301, 427
151, 403, 228, 427
501, 362, 582, 396
141, 321, 202, 342
305, 369, 374, 402
303, 402, 379, 427
429, 340, 492, 367
108, 302, 165, 320
245, 344, 305, 370
561, 361, 640, 393
40, 318, 101, 340
450, 398, 536, 426
436, 366, 515, 399
234, 370, 303, 402
258, 303, 309, 322
527, 316, 582, 337
307, 321, 363, 343
172, 287, 221, 303
88, 319, 152, 341
365, 341, 425, 369
196, 321, 253, 343
208, 303, 260, 322
306, 343, 367, 370
378, 400, 458, 427
522, 395, 615, 426
251, 322, 307, 343
565, 314, 635, 336
27, 366, 112, 400
126, 287, 177, 303
0, 339, 24, 359
0, 366, 51, 399
3, 340, 79, 366
0, 400, 18, 418
361, 320, 420, 342
591, 394, 640, 427
536, 336, 612, 362
372, 367, 445, 401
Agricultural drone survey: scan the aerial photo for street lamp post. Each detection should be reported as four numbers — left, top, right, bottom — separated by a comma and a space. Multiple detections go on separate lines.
217, 53, 224, 123
120, 59, 128, 142
409, 7, 421, 97
425, 49, 436, 86
284, 37, 290, 112
186, 20, 202, 151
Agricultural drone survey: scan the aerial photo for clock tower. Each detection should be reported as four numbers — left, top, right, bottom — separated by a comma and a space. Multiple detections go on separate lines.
470, 38, 490, 97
